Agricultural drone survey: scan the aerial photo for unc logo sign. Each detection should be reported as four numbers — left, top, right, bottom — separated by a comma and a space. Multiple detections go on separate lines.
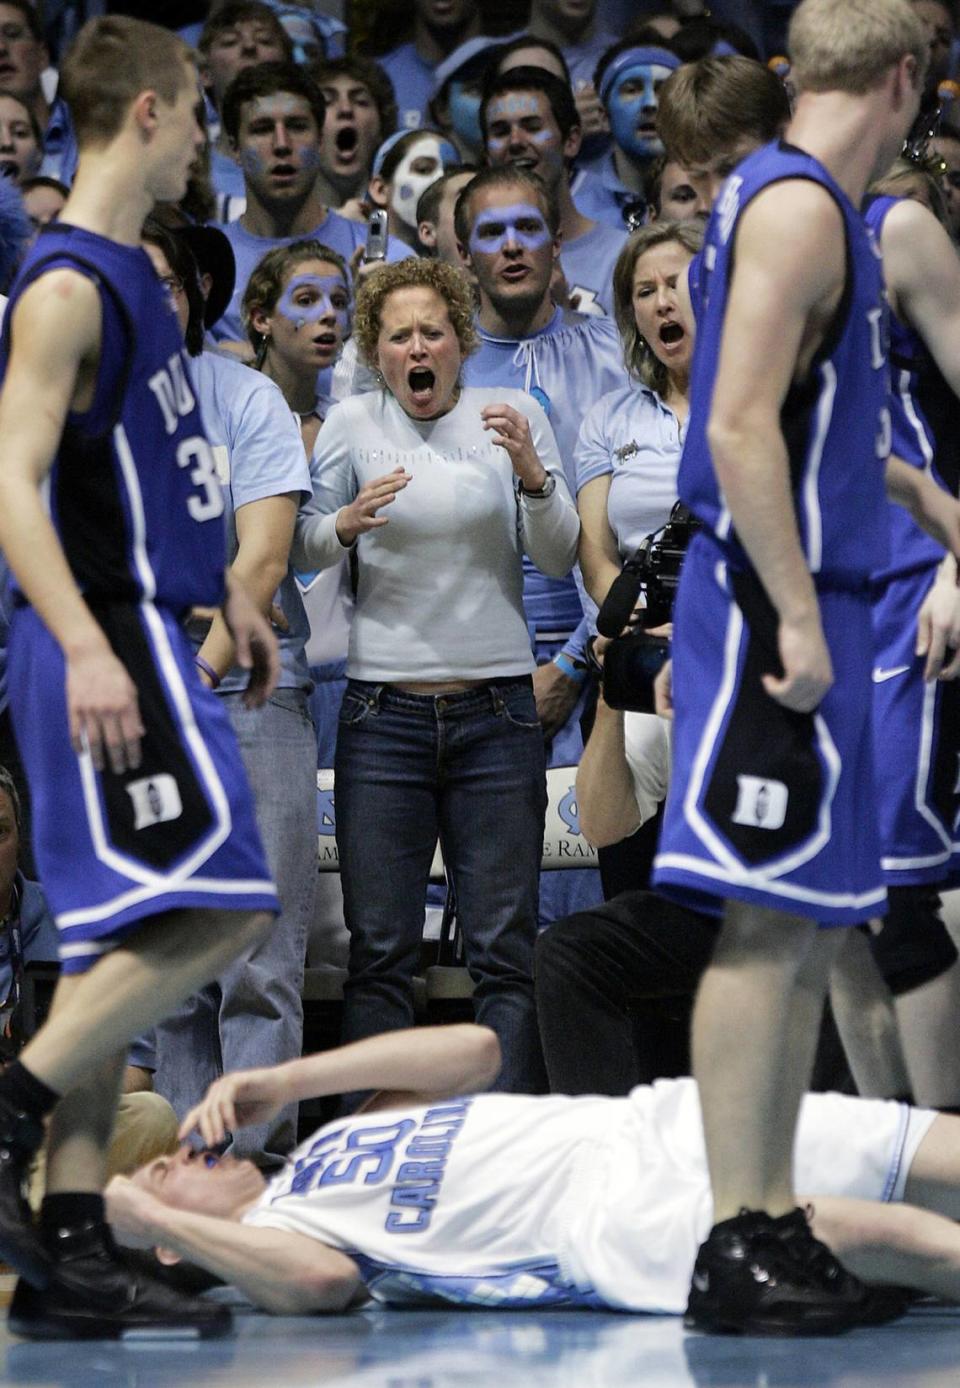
732, 776, 788, 831
558, 785, 580, 835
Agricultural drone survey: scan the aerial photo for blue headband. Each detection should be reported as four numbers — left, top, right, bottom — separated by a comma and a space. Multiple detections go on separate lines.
371, 130, 460, 177
598, 46, 681, 106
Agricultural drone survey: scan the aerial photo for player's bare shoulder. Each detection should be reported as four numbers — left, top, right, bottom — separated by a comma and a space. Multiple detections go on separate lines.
7, 265, 103, 413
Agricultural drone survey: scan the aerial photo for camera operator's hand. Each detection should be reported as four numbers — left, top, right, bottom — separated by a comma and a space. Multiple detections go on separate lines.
917, 554, 960, 681
654, 658, 673, 719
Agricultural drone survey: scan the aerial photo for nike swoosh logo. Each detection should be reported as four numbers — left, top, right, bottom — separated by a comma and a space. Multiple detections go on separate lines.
872, 665, 911, 684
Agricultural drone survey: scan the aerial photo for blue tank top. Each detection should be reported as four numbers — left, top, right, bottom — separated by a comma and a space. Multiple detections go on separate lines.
0, 224, 226, 614
679, 141, 891, 586
865, 194, 954, 582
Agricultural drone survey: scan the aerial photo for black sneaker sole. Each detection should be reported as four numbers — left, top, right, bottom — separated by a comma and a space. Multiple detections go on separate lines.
8, 1307, 233, 1341
684, 1307, 856, 1337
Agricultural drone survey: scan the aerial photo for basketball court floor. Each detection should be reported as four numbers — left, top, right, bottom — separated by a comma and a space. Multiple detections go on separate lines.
0, 1292, 957, 1387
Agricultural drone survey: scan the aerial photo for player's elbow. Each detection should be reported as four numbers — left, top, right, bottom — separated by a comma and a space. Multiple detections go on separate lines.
259, 1269, 360, 1316
706, 412, 751, 481
455, 1024, 502, 1090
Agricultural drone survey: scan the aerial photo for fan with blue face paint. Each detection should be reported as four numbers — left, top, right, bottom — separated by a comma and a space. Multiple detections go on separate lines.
599, 47, 681, 160
467, 202, 553, 256
276, 272, 350, 334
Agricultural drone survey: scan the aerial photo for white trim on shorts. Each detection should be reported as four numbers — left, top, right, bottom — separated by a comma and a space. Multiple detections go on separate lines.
679, 567, 844, 885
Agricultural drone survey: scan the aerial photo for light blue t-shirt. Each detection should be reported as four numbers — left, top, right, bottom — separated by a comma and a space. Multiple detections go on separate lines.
378, 41, 434, 131
575, 382, 685, 557
561, 220, 629, 319
571, 155, 639, 231
463, 308, 629, 647
192, 352, 312, 693
209, 148, 248, 222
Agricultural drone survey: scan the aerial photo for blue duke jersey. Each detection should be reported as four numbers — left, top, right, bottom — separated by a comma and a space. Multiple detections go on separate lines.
679, 141, 891, 586
0, 224, 226, 614
865, 195, 957, 583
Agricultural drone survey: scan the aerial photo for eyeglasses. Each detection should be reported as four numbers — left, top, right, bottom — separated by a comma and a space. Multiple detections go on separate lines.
184, 1147, 221, 1168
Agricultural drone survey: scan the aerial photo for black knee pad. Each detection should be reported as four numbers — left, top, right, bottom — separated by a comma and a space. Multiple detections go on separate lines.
868, 885, 958, 996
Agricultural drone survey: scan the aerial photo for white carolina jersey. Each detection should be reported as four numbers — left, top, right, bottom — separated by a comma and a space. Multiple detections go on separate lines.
242, 1080, 933, 1313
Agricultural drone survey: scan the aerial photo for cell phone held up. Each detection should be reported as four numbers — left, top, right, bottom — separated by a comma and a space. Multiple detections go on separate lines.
365, 208, 389, 262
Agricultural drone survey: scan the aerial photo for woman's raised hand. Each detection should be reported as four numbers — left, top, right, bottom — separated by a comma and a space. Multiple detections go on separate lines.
481, 403, 548, 493
335, 467, 411, 545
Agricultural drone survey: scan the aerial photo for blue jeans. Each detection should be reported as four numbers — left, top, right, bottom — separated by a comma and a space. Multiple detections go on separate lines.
335, 677, 548, 1093
153, 688, 317, 1165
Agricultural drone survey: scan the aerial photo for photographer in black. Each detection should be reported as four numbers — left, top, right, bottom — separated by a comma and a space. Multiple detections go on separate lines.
535, 509, 719, 1094
536, 511, 911, 1098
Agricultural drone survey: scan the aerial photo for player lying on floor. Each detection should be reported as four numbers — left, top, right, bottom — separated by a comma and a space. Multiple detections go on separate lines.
105, 1025, 960, 1327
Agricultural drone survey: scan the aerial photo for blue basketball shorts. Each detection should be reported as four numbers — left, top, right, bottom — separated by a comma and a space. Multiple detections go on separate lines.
8, 600, 279, 973
654, 535, 886, 925
871, 563, 960, 887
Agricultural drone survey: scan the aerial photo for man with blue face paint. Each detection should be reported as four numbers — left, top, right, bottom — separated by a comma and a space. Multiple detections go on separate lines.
574, 41, 682, 230
481, 68, 629, 319
429, 34, 524, 162
456, 165, 631, 928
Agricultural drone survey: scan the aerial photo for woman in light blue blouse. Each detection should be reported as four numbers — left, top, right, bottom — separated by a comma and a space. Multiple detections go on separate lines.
575, 220, 703, 611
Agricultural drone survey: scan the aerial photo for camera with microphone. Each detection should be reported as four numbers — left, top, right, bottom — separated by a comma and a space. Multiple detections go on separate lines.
596, 503, 699, 712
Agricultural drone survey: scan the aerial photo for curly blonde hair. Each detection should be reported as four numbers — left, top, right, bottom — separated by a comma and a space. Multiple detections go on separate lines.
352, 258, 478, 367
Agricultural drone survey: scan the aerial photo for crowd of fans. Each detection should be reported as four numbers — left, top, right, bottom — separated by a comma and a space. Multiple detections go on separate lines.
0, 0, 959, 1184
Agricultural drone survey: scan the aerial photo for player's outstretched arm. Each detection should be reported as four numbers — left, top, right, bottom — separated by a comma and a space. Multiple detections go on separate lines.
106, 1177, 363, 1315
179, 1024, 502, 1148
810, 1194, 960, 1303
708, 181, 847, 714
0, 270, 144, 773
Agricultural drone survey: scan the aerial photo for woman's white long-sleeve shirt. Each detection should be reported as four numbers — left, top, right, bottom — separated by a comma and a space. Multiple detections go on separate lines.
292, 386, 580, 682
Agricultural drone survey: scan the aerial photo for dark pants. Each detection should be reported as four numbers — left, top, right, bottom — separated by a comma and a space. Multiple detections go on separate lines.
335, 677, 548, 1095
535, 887, 856, 1096
535, 890, 718, 1094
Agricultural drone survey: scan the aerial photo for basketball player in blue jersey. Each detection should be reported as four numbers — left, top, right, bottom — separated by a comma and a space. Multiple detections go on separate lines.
649, 0, 960, 1335
0, 17, 282, 1340
103, 1024, 960, 1319
860, 173, 960, 1107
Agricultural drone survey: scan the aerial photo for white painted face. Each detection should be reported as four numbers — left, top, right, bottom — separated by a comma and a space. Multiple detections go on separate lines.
390, 136, 448, 229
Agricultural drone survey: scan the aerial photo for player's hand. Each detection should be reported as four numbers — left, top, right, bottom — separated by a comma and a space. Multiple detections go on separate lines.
178, 1067, 292, 1148
481, 403, 547, 490
105, 1175, 164, 1249
654, 657, 673, 719
222, 574, 279, 708
764, 612, 833, 712
67, 643, 144, 774
336, 467, 410, 545
916, 557, 960, 681
533, 660, 581, 738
